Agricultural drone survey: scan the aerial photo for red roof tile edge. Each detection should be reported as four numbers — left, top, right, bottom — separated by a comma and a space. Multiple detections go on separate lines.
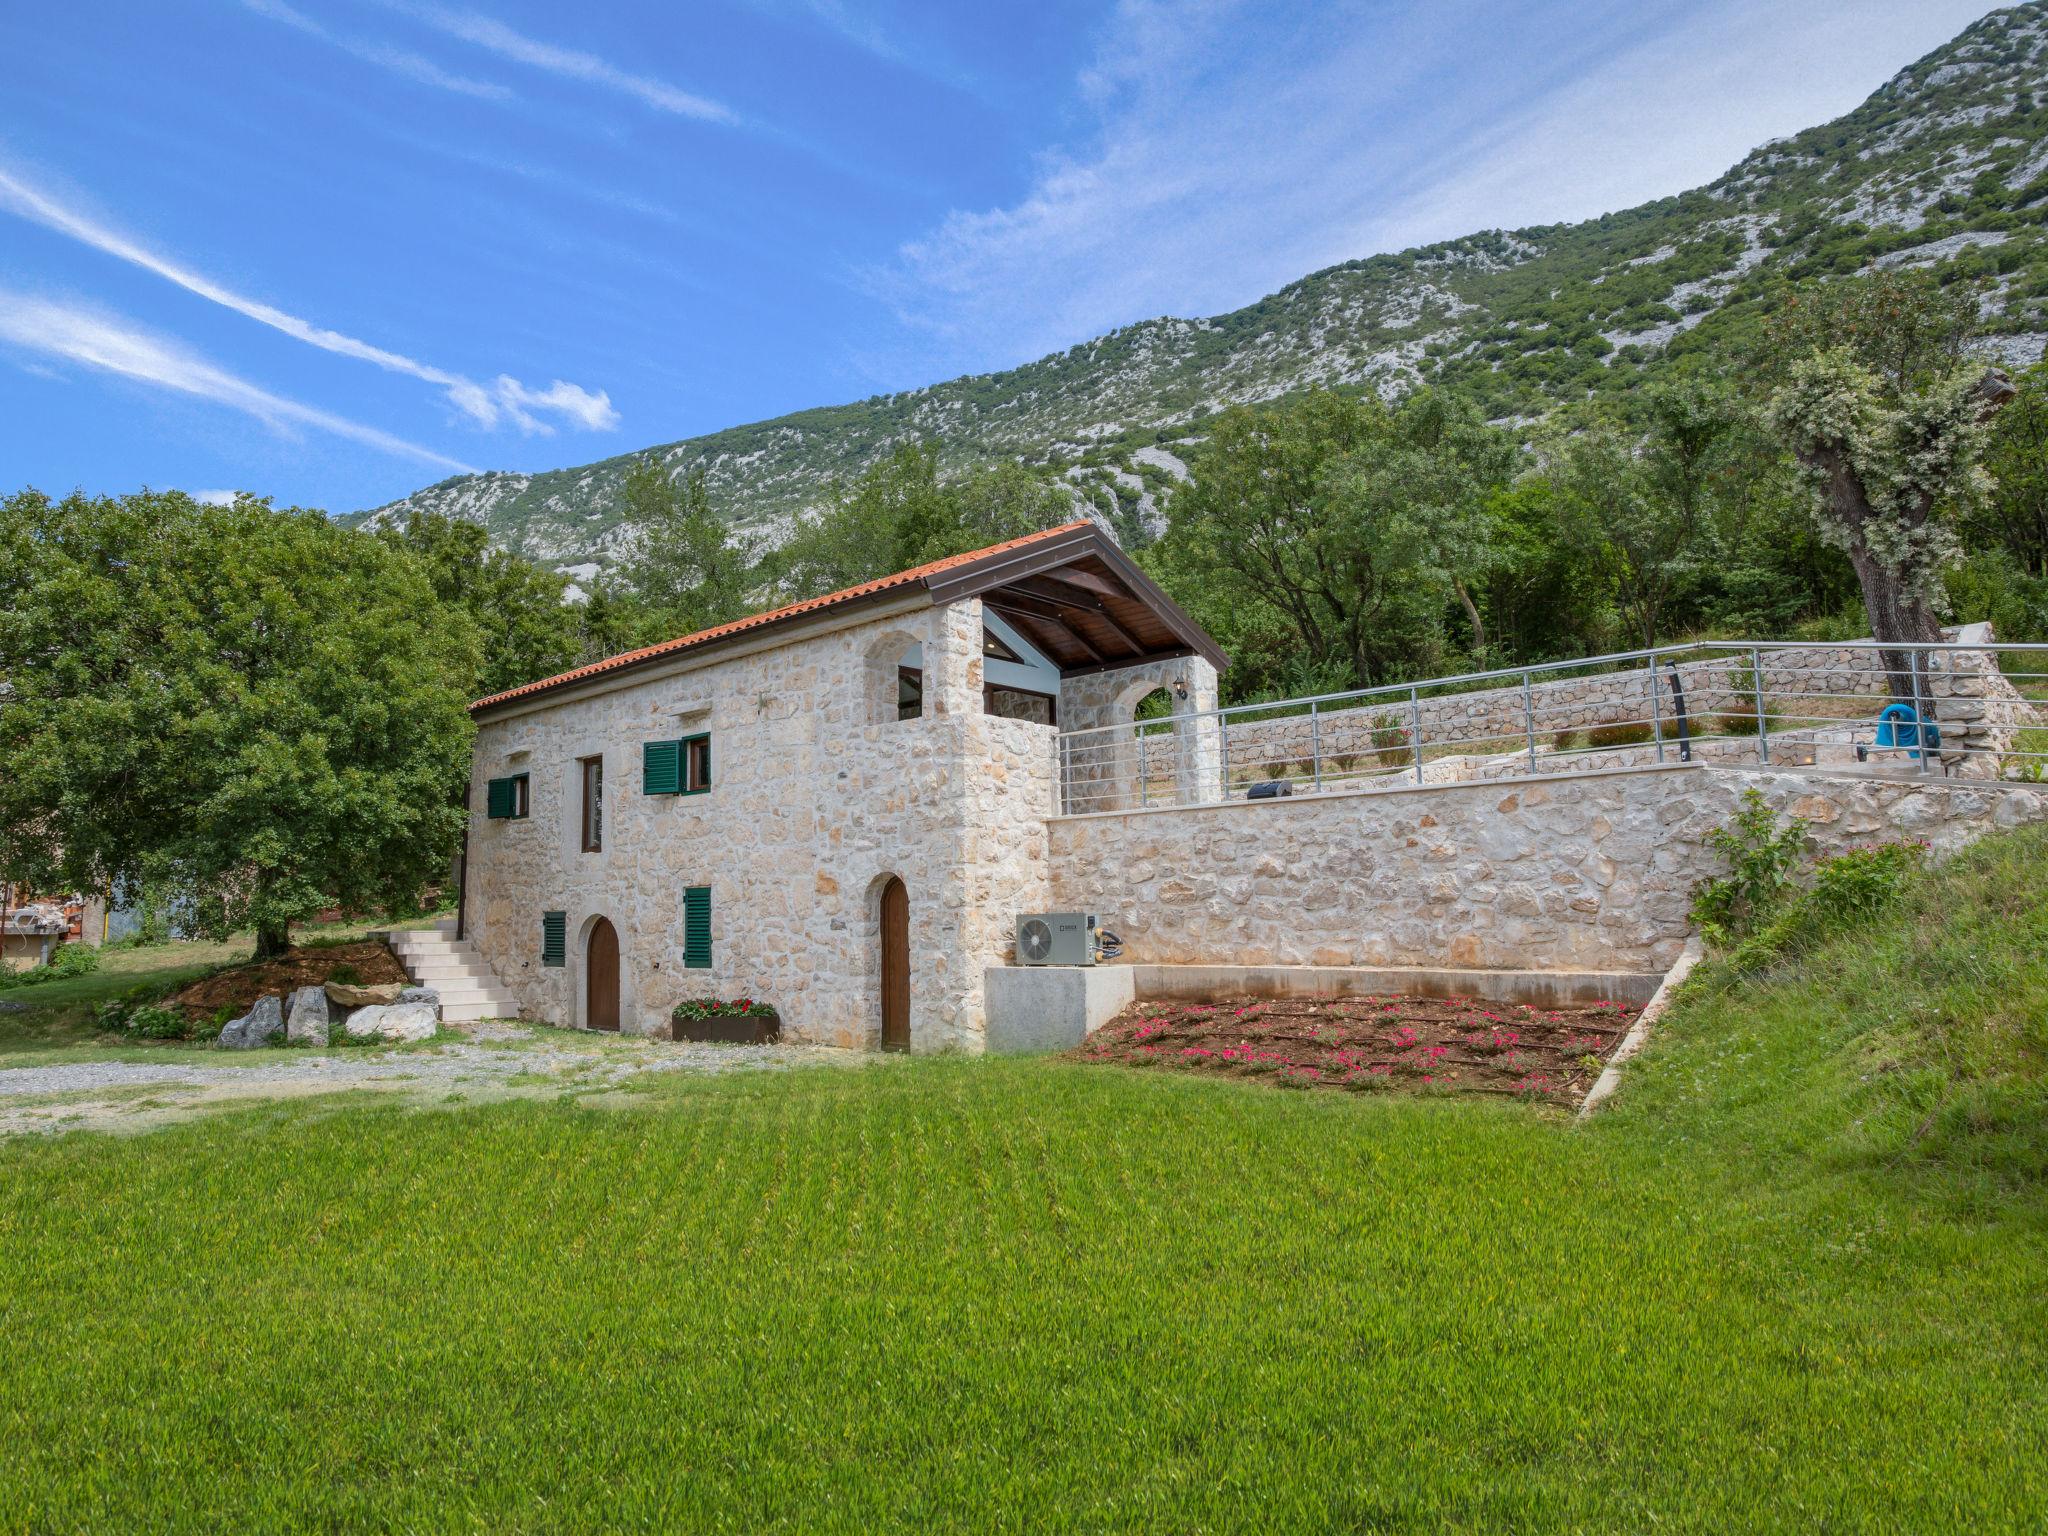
470, 521, 1094, 714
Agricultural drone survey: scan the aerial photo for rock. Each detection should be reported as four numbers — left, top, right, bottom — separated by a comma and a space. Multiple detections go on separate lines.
285, 985, 329, 1045
396, 986, 441, 1018
342, 1001, 438, 1043
326, 980, 402, 1009
218, 994, 283, 1049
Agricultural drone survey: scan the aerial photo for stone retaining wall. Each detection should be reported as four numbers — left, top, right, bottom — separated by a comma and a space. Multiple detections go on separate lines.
1046, 764, 2048, 974
1206, 632, 2033, 787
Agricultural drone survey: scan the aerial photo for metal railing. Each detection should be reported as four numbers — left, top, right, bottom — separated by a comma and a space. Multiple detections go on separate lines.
1053, 638, 2048, 816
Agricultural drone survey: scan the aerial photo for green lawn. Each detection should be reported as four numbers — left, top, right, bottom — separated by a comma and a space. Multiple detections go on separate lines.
1, 850, 2044, 1531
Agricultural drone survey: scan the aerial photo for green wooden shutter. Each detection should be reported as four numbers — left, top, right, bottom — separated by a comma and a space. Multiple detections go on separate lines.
682, 886, 711, 969
541, 911, 567, 967
486, 777, 515, 819
643, 739, 682, 796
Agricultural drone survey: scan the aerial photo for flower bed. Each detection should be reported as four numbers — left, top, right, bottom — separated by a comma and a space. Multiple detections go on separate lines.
1071, 994, 1640, 1105
671, 998, 781, 1045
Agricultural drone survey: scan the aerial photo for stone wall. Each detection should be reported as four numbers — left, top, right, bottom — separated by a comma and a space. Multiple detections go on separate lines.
1077, 632, 2037, 804
466, 596, 1059, 1050
1046, 763, 2048, 974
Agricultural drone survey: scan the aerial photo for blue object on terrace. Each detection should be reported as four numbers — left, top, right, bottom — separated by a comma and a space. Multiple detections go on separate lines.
1873, 701, 1940, 759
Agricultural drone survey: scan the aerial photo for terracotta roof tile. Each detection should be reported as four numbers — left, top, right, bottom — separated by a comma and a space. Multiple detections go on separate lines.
471, 521, 1094, 713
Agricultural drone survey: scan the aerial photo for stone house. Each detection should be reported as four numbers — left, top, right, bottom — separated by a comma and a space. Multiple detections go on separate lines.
459, 522, 1227, 1050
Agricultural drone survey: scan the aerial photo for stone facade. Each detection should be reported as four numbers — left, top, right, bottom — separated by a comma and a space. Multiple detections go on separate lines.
1046, 763, 2048, 975
466, 595, 1058, 1050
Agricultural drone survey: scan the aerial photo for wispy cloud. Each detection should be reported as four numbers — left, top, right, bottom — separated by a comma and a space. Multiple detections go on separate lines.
741, 0, 976, 90
189, 489, 241, 505
239, 0, 512, 102
0, 162, 618, 434
879, 0, 2006, 373
397, 4, 736, 123
0, 290, 476, 472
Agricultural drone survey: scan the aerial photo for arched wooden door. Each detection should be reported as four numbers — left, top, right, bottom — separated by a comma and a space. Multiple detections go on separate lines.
879, 877, 910, 1052
587, 917, 620, 1032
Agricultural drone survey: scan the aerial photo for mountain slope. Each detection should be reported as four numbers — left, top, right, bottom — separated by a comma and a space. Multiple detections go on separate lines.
356, 3, 2048, 569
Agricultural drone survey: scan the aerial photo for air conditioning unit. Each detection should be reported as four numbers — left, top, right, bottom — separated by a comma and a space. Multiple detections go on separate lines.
1015, 911, 1098, 966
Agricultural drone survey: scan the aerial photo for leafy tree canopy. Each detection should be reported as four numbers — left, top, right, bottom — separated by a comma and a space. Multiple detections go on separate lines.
0, 489, 478, 956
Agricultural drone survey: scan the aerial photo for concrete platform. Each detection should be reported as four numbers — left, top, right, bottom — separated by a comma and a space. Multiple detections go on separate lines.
983, 965, 1136, 1054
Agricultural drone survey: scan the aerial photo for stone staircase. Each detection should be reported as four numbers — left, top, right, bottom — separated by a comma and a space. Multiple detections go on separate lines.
383, 920, 522, 1024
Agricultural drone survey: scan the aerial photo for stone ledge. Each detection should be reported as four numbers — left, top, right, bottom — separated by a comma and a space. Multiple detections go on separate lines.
1130, 963, 1663, 1009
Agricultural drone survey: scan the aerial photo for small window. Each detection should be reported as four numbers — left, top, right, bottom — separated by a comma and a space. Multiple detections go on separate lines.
541, 910, 566, 967
486, 774, 529, 820
683, 733, 712, 794
682, 885, 711, 969
579, 756, 603, 853
897, 666, 924, 722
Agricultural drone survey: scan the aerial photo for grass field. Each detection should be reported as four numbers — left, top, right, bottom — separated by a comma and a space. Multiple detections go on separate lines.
1, 846, 2044, 1531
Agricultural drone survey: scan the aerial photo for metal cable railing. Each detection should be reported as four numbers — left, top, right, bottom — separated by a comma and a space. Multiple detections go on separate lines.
1053, 639, 2048, 816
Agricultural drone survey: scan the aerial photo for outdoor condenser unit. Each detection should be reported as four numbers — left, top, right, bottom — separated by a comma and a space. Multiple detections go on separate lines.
1015, 912, 1098, 966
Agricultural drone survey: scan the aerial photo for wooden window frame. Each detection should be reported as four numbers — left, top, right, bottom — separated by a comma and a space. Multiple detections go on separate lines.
578, 755, 603, 853
682, 733, 712, 795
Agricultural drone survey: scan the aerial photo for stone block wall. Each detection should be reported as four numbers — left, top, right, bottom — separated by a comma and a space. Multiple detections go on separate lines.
466, 596, 1059, 1051
1046, 764, 2048, 974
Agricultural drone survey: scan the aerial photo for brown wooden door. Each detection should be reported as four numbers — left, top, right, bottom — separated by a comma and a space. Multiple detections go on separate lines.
587, 916, 620, 1032
879, 877, 909, 1052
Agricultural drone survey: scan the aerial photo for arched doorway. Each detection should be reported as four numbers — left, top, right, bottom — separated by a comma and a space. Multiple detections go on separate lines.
878, 877, 910, 1052
586, 916, 620, 1032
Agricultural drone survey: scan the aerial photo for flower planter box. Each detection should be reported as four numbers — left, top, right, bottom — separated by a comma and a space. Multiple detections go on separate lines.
672, 1001, 780, 1044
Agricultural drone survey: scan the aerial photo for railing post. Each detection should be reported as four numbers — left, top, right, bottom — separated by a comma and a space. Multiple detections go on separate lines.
1409, 686, 1424, 785
1909, 647, 1931, 777
1219, 712, 1231, 800
1310, 701, 1322, 791
1138, 728, 1150, 808
1522, 672, 1537, 774
1649, 655, 1664, 764
1751, 646, 1769, 766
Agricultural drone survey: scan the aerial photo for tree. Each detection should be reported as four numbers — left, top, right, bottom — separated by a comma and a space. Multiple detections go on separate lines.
771, 444, 1071, 600
618, 457, 756, 640
1974, 359, 2048, 577
375, 509, 580, 697
1155, 390, 1508, 691
1764, 271, 2015, 694
1540, 379, 1746, 649
0, 489, 478, 957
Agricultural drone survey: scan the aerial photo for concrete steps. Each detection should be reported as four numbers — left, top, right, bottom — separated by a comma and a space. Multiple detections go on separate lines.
383, 922, 521, 1024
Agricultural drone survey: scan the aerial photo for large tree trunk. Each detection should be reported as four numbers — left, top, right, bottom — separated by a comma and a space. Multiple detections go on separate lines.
1803, 445, 1944, 706
1452, 576, 1487, 659
254, 920, 292, 960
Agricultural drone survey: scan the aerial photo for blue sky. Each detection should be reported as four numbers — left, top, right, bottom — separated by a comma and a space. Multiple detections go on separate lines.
0, 0, 2008, 514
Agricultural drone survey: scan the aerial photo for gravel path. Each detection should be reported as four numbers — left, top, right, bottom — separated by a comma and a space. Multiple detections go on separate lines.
0, 1025, 854, 1136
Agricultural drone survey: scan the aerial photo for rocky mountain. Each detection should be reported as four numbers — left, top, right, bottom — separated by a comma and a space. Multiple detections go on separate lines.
354, 2, 2048, 569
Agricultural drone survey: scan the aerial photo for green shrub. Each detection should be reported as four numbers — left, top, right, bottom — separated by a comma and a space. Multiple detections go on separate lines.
1371, 713, 1413, 768
1690, 788, 1809, 946
1810, 840, 1928, 924
1550, 729, 1583, 752
327, 962, 363, 986
127, 1005, 199, 1041
0, 942, 102, 989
